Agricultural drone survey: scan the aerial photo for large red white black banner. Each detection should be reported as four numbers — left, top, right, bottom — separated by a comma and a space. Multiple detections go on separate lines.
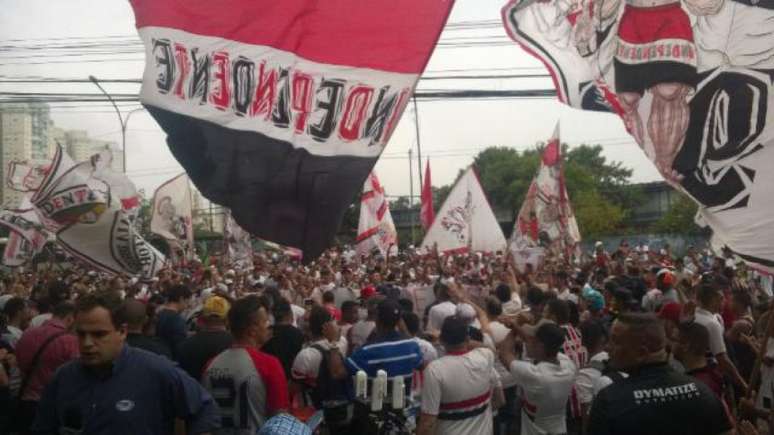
130, 0, 454, 260
503, 0, 774, 271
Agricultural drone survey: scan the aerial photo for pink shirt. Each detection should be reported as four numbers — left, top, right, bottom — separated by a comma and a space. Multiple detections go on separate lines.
15, 318, 79, 401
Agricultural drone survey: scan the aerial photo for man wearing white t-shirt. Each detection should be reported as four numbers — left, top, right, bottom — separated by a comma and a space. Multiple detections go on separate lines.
418, 316, 504, 435
426, 283, 456, 334
693, 282, 748, 393
402, 312, 438, 366
575, 319, 627, 426
496, 283, 522, 317
486, 298, 519, 435
291, 306, 348, 390
499, 320, 577, 435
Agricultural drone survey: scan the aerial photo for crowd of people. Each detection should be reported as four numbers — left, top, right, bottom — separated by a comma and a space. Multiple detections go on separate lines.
0, 240, 773, 435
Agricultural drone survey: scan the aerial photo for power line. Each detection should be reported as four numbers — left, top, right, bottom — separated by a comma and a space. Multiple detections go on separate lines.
0, 88, 558, 104
0, 57, 144, 66
0, 74, 550, 84
0, 78, 141, 83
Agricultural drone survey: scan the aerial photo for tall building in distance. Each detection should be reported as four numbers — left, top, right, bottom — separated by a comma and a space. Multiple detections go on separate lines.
29, 103, 52, 161
0, 103, 120, 205
0, 103, 46, 206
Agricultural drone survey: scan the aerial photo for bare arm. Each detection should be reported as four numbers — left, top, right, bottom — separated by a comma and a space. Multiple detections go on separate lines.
491, 386, 505, 410
327, 347, 349, 380
450, 282, 492, 337
717, 352, 748, 393
323, 322, 350, 380
417, 413, 438, 435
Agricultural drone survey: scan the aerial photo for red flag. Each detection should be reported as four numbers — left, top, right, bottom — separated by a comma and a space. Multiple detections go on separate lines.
420, 160, 435, 230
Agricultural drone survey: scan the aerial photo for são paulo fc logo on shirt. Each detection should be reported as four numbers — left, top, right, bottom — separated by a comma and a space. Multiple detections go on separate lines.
633, 382, 700, 405
115, 399, 135, 412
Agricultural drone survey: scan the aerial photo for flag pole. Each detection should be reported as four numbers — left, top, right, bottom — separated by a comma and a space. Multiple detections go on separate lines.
224, 209, 231, 268
413, 96, 424, 189
408, 149, 416, 245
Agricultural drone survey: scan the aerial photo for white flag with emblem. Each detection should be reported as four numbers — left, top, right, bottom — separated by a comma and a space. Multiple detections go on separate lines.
422, 167, 506, 254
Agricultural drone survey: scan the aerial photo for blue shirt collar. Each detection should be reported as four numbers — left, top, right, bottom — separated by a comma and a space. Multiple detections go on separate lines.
367, 330, 406, 344
79, 344, 131, 378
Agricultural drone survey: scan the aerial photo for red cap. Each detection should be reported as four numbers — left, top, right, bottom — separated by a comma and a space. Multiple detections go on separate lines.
360, 286, 377, 300
657, 269, 675, 286
658, 302, 682, 324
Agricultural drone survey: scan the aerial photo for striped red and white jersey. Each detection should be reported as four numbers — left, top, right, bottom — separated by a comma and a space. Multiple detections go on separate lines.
561, 324, 588, 419
561, 324, 587, 369
421, 347, 501, 435
509, 353, 577, 435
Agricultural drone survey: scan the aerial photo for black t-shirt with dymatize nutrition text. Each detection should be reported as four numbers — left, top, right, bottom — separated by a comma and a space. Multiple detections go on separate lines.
587, 362, 733, 435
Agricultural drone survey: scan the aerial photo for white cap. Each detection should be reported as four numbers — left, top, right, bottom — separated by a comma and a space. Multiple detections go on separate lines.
455, 303, 477, 321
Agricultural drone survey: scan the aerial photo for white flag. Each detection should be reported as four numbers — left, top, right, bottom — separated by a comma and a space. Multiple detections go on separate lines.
57, 208, 165, 278
0, 196, 49, 256
422, 167, 506, 254
5, 144, 166, 279
150, 173, 194, 255
356, 172, 398, 256
225, 211, 253, 269
3, 231, 35, 267
88, 149, 140, 212
27, 147, 110, 233
510, 123, 581, 261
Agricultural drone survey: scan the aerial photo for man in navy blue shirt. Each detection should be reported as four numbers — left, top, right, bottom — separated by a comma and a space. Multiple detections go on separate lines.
345, 299, 422, 381
32, 291, 220, 435
329, 299, 422, 395
155, 284, 192, 359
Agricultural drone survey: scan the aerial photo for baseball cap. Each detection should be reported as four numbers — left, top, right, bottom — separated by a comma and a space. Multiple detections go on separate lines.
455, 303, 477, 322
202, 296, 230, 319
657, 269, 675, 286
258, 414, 311, 435
360, 285, 377, 300
583, 288, 606, 311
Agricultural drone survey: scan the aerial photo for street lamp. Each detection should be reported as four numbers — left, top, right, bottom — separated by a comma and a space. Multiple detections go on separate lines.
88, 75, 144, 173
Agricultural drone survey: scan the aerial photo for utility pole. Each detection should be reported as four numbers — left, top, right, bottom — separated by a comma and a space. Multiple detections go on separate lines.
209, 201, 214, 233
413, 96, 423, 189
408, 149, 416, 245
88, 75, 144, 173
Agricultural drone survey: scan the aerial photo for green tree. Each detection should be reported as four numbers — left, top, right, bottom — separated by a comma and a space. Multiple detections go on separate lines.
573, 190, 625, 237
463, 144, 636, 235
389, 196, 419, 211
340, 144, 641, 238
654, 193, 701, 234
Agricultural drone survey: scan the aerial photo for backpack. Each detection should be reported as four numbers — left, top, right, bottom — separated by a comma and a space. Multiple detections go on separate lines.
308, 345, 352, 426
587, 358, 626, 384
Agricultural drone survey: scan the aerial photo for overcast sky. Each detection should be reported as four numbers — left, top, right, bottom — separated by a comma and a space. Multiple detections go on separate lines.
0, 0, 662, 201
